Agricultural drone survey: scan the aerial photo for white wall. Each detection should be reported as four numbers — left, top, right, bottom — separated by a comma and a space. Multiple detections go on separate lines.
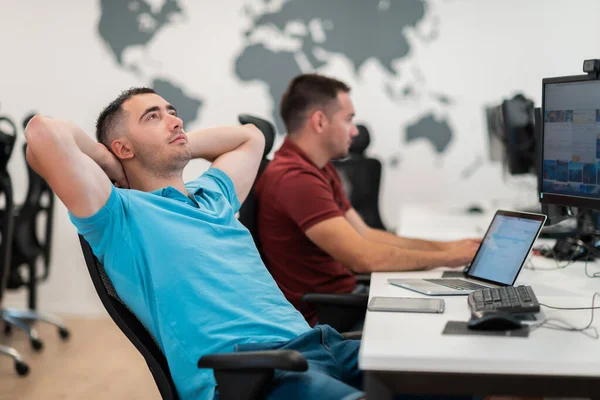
1, 0, 600, 314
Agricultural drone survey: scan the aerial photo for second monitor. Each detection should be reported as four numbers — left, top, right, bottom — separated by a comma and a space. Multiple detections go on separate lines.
540, 76, 600, 211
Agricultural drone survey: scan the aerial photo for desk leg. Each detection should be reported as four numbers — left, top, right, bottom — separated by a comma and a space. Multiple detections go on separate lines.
365, 372, 394, 400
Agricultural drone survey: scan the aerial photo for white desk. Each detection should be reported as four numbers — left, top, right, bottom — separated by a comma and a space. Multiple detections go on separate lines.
359, 205, 600, 399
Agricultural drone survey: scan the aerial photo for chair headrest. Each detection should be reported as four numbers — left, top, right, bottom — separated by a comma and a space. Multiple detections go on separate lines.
349, 124, 370, 155
238, 114, 276, 157
0, 117, 17, 170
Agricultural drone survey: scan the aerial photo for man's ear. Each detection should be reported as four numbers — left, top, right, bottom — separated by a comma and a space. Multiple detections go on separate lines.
111, 139, 134, 160
309, 110, 327, 134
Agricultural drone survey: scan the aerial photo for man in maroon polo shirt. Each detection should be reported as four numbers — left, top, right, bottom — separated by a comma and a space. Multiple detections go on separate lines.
254, 74, 479, 325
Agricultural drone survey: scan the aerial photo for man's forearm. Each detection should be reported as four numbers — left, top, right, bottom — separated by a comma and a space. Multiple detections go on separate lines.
26, 117, 110, 168
360, 242, 452, 272
185, 125, 263, 162
364, 228, 447, 251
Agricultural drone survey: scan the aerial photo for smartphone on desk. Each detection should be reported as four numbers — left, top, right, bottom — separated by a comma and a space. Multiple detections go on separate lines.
368, 297, 445, 314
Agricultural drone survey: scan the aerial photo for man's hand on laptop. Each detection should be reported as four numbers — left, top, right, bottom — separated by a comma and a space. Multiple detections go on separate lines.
97, 143, 129, 188
443, 240, 479, 268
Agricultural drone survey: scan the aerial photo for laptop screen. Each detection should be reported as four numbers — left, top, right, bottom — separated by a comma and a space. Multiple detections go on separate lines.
466, 213, 545, 285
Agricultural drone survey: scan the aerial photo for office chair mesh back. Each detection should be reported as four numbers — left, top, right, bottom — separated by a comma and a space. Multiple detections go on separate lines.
0, 173, 14, 303
0, 122, 16, 302
8, 144, 56, 294
20, 143, 55, 270
335, 124, 387, 231
78, 235, 180, 400
237, 115, 275, 247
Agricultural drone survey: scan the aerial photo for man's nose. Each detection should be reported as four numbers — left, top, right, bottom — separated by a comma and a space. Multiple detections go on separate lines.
350, 124, 359, 137
168, 114, 183, 131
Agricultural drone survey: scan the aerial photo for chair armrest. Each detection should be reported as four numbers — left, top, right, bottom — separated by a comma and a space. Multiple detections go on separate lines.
302, 293, 368, 308
197, 350, 308, 372
355, 273, 371, 284
341, 331, 362, 340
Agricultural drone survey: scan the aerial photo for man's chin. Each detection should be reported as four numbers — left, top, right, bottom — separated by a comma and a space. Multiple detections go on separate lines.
332, 151, 350, 161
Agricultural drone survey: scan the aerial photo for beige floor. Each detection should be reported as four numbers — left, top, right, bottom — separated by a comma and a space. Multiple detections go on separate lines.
0, 316, 161, 400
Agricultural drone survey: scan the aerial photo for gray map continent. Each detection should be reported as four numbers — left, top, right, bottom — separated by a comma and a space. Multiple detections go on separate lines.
250, 0, 426, 74
98, 0, 183, 66
405, 114, 453, 154
235, 44, 302, 133
152, 79, 203, 128
236, 0, 439, 140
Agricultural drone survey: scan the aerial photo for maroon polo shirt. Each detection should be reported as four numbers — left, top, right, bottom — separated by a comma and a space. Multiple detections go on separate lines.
255, 138, 357, 326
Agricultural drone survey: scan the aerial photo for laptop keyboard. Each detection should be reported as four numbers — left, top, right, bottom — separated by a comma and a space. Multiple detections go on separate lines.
423, 278, 491, 291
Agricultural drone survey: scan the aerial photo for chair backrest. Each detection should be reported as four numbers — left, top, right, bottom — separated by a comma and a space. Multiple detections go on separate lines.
237, 115, 276, 245
19, 114, 54, 267
78, 235, 180, 400
335, 124, 387, 230
0, 118, 17, 302
0, 117, 17, 171
15, 143, 55, 269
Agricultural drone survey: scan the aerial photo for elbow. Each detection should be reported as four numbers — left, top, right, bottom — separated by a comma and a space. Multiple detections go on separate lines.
24, 115, 44, 144
243, 123, 266, 155
243, 123, 265, 143
25, 118, 45, 171
24, 115, 54, 152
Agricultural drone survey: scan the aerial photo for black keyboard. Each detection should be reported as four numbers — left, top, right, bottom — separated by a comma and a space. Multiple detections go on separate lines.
468, 285, 540, 314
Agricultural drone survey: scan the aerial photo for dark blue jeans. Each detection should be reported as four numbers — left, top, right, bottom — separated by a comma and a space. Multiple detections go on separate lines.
215, 325, 476, 400
231, 325, 364, 400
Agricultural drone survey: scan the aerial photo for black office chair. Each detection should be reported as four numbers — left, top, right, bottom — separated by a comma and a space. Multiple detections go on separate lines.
237, 114, 275, 253
237, 115, 368, 333
0, 117, 30, 375
78, 235, 312, 400
7, 142, 56, 308
3, 121, 69, 350
334, 124, 387, 231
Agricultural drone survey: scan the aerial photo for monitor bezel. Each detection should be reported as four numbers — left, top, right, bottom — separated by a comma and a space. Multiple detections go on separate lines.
540, 73, 600, 210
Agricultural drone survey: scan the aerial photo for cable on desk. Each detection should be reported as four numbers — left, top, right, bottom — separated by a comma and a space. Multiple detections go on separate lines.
530, 292, 600, 340
583, 257, 600, 278
529, 242, 600, 277
527, 245, 581, 271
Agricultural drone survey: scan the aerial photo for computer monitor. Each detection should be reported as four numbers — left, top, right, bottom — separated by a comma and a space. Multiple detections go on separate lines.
540, 75, 600, 211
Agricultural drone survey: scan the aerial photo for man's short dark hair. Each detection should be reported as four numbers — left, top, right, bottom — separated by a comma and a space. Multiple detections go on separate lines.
280, 74, 351, 134
96, 87, 156, 148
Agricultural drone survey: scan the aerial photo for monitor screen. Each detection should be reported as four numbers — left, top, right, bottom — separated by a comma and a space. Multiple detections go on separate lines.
541, 77, 600, 209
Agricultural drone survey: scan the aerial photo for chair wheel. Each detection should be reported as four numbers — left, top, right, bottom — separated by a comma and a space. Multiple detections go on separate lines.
31, 338, 44, 351
58, 327, 70, 340
15, 361, 29, 376
4, 324, 12, 336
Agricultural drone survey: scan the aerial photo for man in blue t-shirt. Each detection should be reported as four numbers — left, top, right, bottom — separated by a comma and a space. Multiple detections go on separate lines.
24, 88, 365, 400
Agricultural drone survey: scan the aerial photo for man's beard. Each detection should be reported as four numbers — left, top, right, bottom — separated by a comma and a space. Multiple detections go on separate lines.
136, 145, 192, 177
331, 148, 350, 161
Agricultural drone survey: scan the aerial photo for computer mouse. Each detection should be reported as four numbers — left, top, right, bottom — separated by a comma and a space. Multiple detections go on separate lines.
467, 310, 524, 331
466, 205, 484, 214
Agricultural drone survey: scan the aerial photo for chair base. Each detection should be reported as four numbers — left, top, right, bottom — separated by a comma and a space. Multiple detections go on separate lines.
2, 308, 70, 351
0, 344, 30, 376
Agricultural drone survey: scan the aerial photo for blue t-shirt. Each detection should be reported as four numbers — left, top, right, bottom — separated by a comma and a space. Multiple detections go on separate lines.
70, 168, 311, 400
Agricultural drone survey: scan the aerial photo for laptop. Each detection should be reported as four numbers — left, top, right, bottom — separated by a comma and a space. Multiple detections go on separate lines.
388, 210, 547, 296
